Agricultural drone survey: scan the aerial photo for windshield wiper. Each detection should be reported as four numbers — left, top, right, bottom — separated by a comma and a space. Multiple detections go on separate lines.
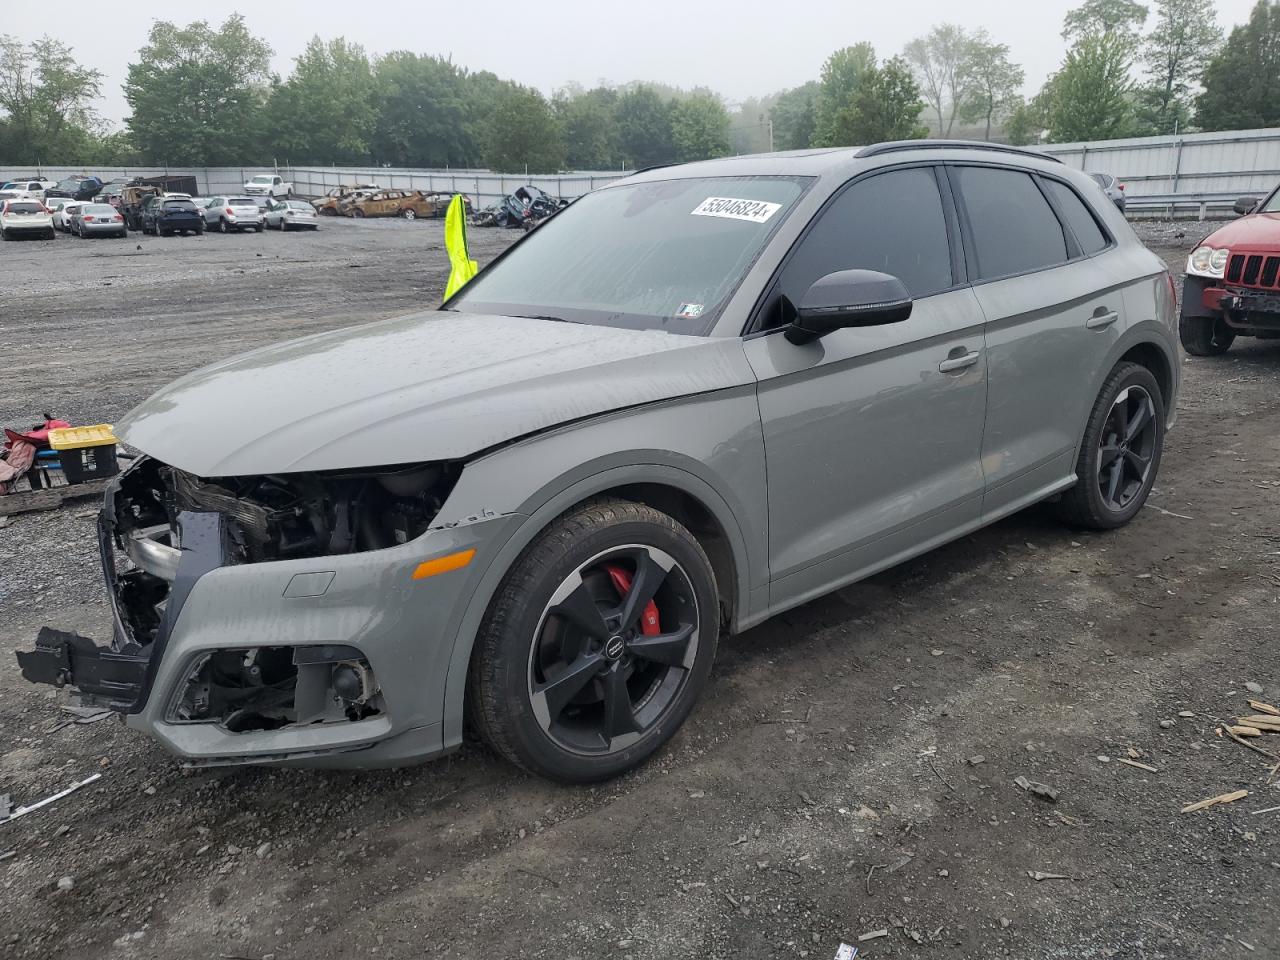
513, 313, 580, 324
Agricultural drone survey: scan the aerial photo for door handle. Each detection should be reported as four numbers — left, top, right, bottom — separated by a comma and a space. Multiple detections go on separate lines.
938, 350, 981, 373
1086, 310, 1119, 330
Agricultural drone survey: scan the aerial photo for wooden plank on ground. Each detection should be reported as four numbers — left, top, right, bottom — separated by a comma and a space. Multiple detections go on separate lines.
0, 480, 107, 517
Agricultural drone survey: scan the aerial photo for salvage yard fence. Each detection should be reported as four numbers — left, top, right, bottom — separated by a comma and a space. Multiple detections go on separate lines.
7, 125, 1280, 218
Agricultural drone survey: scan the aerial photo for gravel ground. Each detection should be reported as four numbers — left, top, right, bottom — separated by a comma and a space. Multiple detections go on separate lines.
1, 217, 1278, 960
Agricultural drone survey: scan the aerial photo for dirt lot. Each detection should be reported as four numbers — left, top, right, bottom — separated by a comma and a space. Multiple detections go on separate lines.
1, 218, 1277, 960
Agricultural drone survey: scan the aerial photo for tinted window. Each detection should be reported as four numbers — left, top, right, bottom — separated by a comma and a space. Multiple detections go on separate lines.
163, 200, 197, 211
777, 167, 953, 312
1043, 179, 1108, 255
955, 167, 1067, 279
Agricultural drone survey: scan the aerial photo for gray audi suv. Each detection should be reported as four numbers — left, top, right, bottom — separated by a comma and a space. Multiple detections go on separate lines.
20, 141, 1178, 782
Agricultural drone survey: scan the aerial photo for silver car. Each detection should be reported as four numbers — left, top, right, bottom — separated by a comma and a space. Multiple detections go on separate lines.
72, 202, 128, 238
19, 142, 1178, 782
202, 195, 265, 233
1089, 172, 1126, 213
264, 198, 319, 231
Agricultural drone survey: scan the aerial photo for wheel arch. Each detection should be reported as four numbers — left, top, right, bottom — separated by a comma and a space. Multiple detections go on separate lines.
1116, 339, 1174, 411
438, 461, 753, 751
1093, 324, 1179, 429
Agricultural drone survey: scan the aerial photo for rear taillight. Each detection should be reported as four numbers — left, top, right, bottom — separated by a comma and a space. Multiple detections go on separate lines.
84, 215, 94, 221
225, 207, 234, 215
113, 214, 123, 222
1119, 183, 1125, 191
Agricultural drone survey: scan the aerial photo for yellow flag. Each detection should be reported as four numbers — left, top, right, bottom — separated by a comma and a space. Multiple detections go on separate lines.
444, 194, 478, 299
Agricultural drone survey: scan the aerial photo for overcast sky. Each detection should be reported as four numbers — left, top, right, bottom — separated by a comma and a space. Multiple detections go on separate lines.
53, 0, 1260, 126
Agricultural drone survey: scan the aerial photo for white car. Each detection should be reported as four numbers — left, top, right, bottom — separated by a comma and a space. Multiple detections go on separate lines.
0, 178, 56, 201
243, 174, 292, 198
263, 198, 319, 231
48, 199, 84, 231
0, 199, 55, 240
202, 195, 266, 233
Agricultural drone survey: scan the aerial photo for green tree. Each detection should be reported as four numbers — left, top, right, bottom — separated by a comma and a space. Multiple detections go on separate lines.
770, 81, 820, 150
831, 56, 929, 145
1004, 83, 1056, 144
903, 24, 977, 137
1048, 32, 1135, 141
554, 86, 620, 168
1061, 0, 1149, 41
727, 95, 778, 154
1195, 0, 1280, 131
670, 92, 731, 161
0, 35, 101, 163
959, 32, 1025, 140
483, 84, 564, 174
124, 15, 272, 164
813, 43, 876, 146
615, 85, 675, 167
1137, 0, 1222, 134
372, 53, 475, 167
267, 37, 376, 165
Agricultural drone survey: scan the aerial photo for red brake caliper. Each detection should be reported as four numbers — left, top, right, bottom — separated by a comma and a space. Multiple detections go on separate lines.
603, 564, 661, 635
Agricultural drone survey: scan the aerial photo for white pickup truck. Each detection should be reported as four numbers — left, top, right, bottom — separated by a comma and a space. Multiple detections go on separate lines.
242, 174, 293, 198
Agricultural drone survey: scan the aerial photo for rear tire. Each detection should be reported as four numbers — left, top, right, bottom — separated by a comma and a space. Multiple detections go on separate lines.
1179, 313, 1234, 356
401, 207, 417, 220
1056, 362, 1164, 530
468, 498, 719, 783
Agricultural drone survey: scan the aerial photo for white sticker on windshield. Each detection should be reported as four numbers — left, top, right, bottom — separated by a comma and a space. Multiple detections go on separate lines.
691, 196, 782, 224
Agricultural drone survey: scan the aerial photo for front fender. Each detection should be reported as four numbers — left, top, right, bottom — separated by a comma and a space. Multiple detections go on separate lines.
432, 386, 768, 748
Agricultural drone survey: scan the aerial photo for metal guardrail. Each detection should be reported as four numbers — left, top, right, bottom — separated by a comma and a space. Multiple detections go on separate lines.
1122, 192, 1245, 219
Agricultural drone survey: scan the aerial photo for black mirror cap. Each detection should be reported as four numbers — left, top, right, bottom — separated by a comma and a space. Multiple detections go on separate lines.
786, 269, 913, 345
1234, 196, 1260, 216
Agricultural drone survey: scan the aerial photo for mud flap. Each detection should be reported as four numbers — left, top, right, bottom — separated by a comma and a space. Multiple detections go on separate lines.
16, 627, 148, 711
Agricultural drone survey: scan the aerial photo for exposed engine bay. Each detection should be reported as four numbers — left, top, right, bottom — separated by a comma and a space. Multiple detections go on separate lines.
19, 456, 463, 730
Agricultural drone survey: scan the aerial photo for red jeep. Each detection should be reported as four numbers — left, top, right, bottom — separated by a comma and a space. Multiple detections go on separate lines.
1181, 189, 1280, 355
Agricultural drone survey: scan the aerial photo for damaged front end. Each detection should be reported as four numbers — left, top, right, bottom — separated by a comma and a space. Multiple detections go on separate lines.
17, 455, 459, 733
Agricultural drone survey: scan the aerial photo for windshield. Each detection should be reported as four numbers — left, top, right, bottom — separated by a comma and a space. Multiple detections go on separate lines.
1261, 188, 1280, 213
448, 175, 809, 335
250, 176, 272, 183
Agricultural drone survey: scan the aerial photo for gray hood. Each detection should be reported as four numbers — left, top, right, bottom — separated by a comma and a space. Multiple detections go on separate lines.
117, 311, 753, 476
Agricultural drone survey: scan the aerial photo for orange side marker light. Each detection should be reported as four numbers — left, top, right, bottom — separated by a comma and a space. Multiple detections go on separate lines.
412, 548, 476, 581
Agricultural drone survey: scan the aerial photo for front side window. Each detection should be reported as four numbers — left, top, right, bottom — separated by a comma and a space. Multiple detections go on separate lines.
449, 175, 810, 335
955, 166, 1067, 280
773, 168, 953, 316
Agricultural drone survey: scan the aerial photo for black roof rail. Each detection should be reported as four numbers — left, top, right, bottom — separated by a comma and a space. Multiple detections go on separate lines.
855, 140, 1062, 164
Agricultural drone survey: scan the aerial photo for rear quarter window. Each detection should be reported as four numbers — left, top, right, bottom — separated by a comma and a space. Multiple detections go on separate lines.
954, 167, 1068, 280
1042, 179, 1110, 256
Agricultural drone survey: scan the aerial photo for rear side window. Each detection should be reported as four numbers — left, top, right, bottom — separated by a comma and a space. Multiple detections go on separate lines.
778, 167, 953, 305
1043, 179, 1109, 256
954, 167, 1067, 280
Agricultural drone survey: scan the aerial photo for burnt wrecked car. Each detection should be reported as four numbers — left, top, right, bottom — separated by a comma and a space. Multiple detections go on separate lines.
1179, 185, 1280, 355
20, 141, 1179, 781
472, 184, 565, 227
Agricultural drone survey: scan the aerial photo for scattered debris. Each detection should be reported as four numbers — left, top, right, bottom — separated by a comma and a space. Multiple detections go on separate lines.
1181, 789, 1249, 813
1116, 758, 1159, 773
1250, 805, 1280, 816
1230, 726, 1264, 738
1159, 719, 1176, 729
1244, 682, 1263, 694
857, 930, 889, 942
56, 876, 73, 892
834, 943, 858, 960
0, 773, 102, 826
1014, 775, 1060, 801
966, 754, 986, 766
0, 850, 15, 862
1027, 870, 1074, 881
255, 842, 273, 859
1249, 700, 1279, 717
1178, 710, 1195, 718
999, 917, 1012, 929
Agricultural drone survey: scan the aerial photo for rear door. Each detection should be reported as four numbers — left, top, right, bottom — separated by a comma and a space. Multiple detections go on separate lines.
744, 165, 989, 608
948, 164, 1129, 518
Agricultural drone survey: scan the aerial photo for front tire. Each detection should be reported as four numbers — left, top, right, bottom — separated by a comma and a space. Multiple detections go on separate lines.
1056, 362, 1165, 530
468, 498, 719, 782
1179, 313, 1234, 356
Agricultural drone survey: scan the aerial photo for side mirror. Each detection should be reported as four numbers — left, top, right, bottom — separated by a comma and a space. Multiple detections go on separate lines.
1234, 196, 1260, 216
785, 269, 912, 345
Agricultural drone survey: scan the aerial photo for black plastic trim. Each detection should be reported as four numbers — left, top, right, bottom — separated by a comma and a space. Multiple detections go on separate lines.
856, 140, 1063, 164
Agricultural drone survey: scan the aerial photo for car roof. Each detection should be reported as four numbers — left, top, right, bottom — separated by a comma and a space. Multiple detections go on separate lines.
617, 141, 1067, 188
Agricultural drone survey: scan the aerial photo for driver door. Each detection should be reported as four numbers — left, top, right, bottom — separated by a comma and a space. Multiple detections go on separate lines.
742, 165, 989, 608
